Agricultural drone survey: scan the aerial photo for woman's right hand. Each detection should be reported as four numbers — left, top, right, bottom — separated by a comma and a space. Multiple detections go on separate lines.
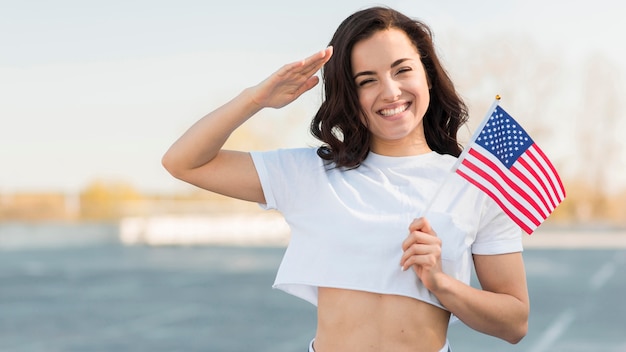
249, 46, 333, 109
162, 47, 332, 203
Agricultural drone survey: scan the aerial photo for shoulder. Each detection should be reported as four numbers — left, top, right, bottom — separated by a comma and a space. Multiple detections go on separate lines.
421, 152, 461, 181
251, 147, 327, 173
430, 152, 458, 169
252, 147, 320, 163
253, 147, 318, 156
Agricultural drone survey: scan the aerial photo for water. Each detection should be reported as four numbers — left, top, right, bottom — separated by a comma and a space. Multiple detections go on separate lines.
1, 223, 625, 352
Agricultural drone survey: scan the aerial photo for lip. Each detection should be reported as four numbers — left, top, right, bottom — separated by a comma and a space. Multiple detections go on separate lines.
377, 102, 412, 120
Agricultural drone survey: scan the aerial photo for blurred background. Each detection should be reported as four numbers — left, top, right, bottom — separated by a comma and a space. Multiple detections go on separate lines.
1, 0, 625, 351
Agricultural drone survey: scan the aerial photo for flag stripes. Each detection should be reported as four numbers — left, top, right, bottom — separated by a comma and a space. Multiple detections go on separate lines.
456, 167, 534, 234
450, 101, 565, 234
457, 145, 544, 234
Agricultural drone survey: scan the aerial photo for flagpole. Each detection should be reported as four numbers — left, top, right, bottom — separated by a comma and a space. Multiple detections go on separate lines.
449, 95, 501, 172
421, 95, 501, 217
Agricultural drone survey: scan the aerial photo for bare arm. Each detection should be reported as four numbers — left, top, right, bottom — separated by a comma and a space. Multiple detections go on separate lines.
400, 218, 529, 344
162, 47, 333, 203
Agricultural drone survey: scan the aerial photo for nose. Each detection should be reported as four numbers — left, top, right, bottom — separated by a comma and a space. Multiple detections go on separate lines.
380, 77, 401, 101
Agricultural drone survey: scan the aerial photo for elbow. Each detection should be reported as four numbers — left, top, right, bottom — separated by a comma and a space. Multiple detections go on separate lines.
505, 317, 529, 344
161, 152, 174, 174
504, 296, 530, 344
507, 324, 528, 344
161, 152, 183, 179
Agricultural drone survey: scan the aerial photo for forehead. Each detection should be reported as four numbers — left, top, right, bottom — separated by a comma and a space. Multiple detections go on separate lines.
351, 28, 420, 69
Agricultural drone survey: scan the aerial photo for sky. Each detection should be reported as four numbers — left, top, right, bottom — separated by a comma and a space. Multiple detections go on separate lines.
1, 0, 625, 194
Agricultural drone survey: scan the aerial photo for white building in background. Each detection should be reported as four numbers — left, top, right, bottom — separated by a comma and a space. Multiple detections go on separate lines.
119, 212, 291, 247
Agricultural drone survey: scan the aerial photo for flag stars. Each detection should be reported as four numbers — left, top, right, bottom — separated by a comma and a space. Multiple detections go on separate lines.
476, 106, 535, 167
456, 105, 564, 235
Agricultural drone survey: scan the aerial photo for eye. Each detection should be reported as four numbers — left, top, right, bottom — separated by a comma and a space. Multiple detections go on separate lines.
396, 67, 412, 75
357, 78, 376, 87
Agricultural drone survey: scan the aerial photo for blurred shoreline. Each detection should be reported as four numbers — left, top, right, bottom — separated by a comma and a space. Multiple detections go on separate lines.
524, 228, 626, 249
1, 217, 625, 250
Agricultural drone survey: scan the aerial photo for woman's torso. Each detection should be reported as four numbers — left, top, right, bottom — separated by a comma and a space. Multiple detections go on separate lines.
315, 287, 450, 352
252, 149, 486, 307
250, 148, 521, 349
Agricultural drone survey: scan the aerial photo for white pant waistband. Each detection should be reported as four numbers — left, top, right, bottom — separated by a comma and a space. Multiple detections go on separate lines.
308, 339, 450, 351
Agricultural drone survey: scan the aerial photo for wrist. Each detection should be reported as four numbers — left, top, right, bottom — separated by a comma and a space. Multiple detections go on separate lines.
428, 271, 454, 295
241, 86, 265, 112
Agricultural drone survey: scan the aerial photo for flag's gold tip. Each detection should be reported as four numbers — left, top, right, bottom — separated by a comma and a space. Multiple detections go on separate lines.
495, 94, 501, 100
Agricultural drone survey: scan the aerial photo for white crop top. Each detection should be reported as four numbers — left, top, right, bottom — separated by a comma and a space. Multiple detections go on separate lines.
250, 148, 522, 310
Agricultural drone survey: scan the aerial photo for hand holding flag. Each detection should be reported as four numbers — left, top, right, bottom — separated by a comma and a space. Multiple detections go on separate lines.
452, 96, 566, 234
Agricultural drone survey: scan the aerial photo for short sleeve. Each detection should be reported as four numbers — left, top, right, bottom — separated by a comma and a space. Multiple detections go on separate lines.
250, 151, 277, 210
250, 148, 321, 213
471, 197, 524, 255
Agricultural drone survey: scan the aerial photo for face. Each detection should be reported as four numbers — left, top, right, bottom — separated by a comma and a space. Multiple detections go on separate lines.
351, 28, 431, 155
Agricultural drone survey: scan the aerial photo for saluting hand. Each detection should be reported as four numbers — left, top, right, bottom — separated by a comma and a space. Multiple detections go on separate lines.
248, 47, 333, 110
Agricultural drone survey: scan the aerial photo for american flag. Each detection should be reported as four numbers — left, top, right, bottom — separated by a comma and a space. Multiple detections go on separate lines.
454, 102, 566, 234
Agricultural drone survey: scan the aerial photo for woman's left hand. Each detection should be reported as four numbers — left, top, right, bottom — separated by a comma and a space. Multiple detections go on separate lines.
400, 217, 444, 291
401, 219, 530, 343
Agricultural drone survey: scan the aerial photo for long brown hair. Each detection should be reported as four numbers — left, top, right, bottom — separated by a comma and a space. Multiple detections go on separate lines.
310, 6, 468, 168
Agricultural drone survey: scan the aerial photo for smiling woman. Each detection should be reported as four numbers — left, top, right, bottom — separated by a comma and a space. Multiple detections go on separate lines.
350, 28, 432, 155
162, 6, 530, 351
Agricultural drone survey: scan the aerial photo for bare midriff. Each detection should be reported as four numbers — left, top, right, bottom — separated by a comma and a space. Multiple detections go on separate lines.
314, 287, 450, 352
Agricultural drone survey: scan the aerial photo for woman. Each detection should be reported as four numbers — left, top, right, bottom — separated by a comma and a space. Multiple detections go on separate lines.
162, 6, 529, 352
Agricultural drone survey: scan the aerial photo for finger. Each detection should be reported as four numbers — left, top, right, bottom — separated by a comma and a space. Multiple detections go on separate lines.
301, 46, 333, 70
286, 47, 332, 79
401, 236, 441, 260
408, 217, 436, 236
400, 242, 430, 264
401, 254, 433, 271
401, 231, 417, 251
292, 75, 320, 98
400, 244, 441, 271
408, 217, 428, 232
401, 230, 431, 251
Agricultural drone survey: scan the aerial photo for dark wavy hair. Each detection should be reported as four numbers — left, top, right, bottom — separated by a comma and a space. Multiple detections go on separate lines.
310, 6, 468, 168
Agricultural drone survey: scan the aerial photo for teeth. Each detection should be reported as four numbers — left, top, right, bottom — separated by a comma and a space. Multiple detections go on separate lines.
380, 104, 408, 116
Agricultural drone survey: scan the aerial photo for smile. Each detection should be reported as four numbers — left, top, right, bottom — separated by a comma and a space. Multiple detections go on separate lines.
378, 103, 411, 117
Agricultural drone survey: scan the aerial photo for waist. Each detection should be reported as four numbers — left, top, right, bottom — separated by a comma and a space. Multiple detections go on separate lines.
315, 287, 450, 352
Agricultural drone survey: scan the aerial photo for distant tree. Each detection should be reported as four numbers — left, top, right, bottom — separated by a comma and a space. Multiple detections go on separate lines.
80, 180, 141, 220
574, 53, 623, 221
437, 31, 625, 224
437, 32, 563, 141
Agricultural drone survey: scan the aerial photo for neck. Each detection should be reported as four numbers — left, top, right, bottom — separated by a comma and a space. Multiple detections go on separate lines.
370, 140, 432, 157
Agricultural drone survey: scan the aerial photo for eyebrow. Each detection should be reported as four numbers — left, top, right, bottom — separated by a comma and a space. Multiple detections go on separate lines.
353, 58, 412, 80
